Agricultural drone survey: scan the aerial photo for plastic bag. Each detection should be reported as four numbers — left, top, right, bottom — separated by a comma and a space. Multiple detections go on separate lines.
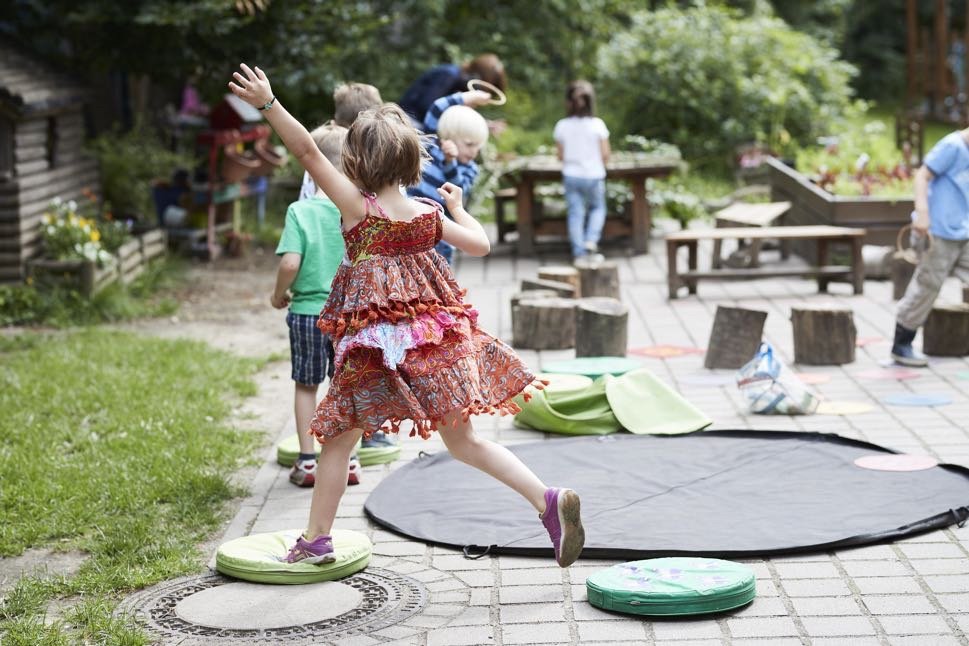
736, 342, 819, 415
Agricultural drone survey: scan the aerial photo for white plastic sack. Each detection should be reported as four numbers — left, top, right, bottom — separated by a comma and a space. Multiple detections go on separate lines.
736, 342, 819, 415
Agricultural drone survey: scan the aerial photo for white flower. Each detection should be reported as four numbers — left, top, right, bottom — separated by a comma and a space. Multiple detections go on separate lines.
67, 200, 77, 212
51, 197, 62, 207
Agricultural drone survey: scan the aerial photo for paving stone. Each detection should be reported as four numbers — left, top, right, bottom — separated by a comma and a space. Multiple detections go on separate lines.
790, 596, 862, 616
781, 578, 852, 597
770, 561, 841, 579
799, 615, 877, 637
570, 600, 627, 622
499, 584, 565, 604
862, 594, 936, 615
840, 560, 911, 577
732, 640, 803, 646
812, 638, 881, 646
837, 544, 898, 560
370, 625, 420, 641
432, 553, 494, 571
500, 567, 564, 586
885, 636, 963, 646
897, 542, 966, 559
937, 593, 969, 613
732, 596, 787, 616
653, 640, 724, 646
924, 574, 969, 593
499, 602, 566, 624
447, 606, 491, 626
503, 621, 572, 644
425, 624, 495, 646
651, 618, 724, 640
851, 576, 922, 595
468, 587, 491, 606
452, 569, 496, 587
908, 558, 969, 575
726, 616, 800, 638
576, 620, 649, 642
877, 613, 953, 635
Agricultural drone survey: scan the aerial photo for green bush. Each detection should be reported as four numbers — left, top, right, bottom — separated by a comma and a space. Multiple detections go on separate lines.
597, 5, 859, 166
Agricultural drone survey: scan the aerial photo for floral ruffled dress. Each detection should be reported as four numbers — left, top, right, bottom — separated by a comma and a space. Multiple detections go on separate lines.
309, 192, 538, 442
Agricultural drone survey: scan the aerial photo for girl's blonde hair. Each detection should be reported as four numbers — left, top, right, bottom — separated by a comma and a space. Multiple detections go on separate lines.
566, 80, 596, 118
309, 123, 348, 171
437, 105, 489, 146
342, 103, 427, 191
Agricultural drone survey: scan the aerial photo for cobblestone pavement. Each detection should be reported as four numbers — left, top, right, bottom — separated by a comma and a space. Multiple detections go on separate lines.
206, 232, 969, 646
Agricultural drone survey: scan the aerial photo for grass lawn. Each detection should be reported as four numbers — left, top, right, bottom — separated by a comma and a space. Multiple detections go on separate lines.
0, 329, 264, 645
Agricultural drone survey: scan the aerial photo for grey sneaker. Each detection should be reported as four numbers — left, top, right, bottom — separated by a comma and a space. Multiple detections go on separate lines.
539, 487, 585, 567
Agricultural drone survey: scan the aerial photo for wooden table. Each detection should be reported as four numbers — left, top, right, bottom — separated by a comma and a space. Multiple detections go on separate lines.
711, 200, 792, 268
665, 224, 867, 299
505, 154, 679, 255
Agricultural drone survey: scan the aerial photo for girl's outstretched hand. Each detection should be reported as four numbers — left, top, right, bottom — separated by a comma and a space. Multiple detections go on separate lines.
228, 64, 274, 109
436, 182, 465, 214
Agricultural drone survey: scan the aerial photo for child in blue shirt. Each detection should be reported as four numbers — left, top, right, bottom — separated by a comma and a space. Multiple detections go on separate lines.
407, 90, 491, 264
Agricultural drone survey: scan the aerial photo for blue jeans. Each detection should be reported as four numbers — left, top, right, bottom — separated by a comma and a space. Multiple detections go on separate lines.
563, 175, 607, 258
435, 240, 454, 265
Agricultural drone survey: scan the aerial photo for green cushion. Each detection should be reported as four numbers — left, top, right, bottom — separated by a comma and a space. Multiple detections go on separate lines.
215, 529, 371, 584
605, 368, 712, 435
276, 436, 399, 467
587, 557, 756, 616
513, 375, 621, 436
541, 356, 644, 379
536, 372, 595, 404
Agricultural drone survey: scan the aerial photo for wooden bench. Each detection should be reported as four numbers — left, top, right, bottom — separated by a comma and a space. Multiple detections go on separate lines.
665, 225, 866, 299
711, 200, 792, 268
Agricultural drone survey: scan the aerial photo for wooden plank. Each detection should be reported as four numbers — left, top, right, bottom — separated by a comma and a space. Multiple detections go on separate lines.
121, 263, 144, 285
14, 145, 46, 163
681, 265, 853, 280
15, 159, 49, 177
666, 225, 866, 241
714, 201, 791, 226
142, 240, 166, 261
117, 238, 141, 262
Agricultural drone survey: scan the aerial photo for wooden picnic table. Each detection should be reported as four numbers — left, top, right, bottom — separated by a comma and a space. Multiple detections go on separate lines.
503, 153, 679, 255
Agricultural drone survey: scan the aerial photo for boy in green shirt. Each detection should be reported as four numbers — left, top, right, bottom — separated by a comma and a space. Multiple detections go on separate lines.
271, 124, 359, 487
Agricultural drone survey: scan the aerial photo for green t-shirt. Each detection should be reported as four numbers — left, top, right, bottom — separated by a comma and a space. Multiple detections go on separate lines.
275, 197, 345, 315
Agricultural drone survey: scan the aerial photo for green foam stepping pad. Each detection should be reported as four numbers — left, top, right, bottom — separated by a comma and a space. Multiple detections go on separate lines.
276, 436, 397, 467
513, 375, 621, 435
535, 372, 595, 404
541, 356, 643, 378
587, 557, 756, 616
605, 368, 712, 435
216, 529, 371, 584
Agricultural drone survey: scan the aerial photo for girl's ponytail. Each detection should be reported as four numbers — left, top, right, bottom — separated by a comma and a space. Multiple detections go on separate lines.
566, 80, 596, 118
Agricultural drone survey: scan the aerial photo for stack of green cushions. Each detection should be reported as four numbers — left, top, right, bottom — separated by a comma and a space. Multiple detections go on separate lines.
276, 435, 401, 467
514, 367, 712, 436
216, 529, 371, 584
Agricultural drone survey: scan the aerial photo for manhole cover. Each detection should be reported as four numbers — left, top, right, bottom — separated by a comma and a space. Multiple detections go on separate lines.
117, 567, 427, 645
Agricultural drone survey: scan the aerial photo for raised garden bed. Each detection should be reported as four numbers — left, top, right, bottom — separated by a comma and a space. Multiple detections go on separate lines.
767, 157, 913, 260
27, 229, 167, 296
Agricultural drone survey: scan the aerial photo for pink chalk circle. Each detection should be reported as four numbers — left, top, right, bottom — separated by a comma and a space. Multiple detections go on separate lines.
629, 345, 705, 359
854, 454, 940, 472
855, 336, 886, 347
855, 368, 922, 381
795, 373, 831, 385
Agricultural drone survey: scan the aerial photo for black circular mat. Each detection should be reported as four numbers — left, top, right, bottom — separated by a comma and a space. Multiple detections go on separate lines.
364, 432, 969, 559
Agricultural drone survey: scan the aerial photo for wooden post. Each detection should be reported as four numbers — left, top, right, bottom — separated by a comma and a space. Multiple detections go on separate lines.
512, 297, 577, 350
791, 304, 856, 365
537, 265, 580, 297
704, 306, 768, 369
575, 297, 628, 357
520, 278, 576, 298
923, 304, 969, 356
574, 256, 620, 299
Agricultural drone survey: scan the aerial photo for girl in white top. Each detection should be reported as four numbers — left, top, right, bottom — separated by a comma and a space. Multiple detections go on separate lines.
553, 80, 611, 259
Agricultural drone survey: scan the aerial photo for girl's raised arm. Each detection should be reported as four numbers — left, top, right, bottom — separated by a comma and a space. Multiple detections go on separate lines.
228, 64, 363, 221
437, 183, 490, 257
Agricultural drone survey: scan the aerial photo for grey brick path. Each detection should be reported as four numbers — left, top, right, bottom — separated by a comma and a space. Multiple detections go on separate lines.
219, 229, 969, 646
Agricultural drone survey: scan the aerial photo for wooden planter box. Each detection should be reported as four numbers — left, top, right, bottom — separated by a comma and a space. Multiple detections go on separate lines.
767, 157, 913, 260
27, 229, 168, 297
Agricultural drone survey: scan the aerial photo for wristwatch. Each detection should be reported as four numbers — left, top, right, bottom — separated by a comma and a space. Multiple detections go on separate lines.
259, 96, 277, 111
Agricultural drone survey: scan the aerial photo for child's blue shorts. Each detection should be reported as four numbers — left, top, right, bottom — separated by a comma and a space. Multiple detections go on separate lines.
286, 312, 335, 386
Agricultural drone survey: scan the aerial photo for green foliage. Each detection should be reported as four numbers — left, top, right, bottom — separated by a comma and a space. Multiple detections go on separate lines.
0, 329, 260, 642
87, 123, 193, 220
596, 5, 858, 166
39, 198, 119, 266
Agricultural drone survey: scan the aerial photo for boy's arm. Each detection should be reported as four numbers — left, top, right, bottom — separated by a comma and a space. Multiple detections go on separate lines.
271, 252, 301, 309
422, 90, 491, 134
912, 165, 934, 234
228, 64, 364, 224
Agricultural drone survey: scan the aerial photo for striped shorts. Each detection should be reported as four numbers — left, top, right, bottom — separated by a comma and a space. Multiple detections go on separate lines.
287, 312, 335, 385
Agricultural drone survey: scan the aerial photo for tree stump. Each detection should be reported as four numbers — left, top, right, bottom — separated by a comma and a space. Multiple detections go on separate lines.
890, 253, 916, 300
923, 304, 969, 356
537, 266, 580, 298
520, 278, 577, 298
574, 297, 628, 357
791, 304, 856, 365
704, 306, 768, 369
512, 297, 577, 350
574, 256, 620, 299
510, 289, 559, 309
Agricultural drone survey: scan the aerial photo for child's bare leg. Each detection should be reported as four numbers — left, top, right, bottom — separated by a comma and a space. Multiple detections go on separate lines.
304, 427, 363, 539
437, 413, 548, 513
294, 383, 319, 454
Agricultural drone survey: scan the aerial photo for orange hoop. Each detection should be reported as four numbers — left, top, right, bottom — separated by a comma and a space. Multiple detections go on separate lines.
467, 79, 507, 106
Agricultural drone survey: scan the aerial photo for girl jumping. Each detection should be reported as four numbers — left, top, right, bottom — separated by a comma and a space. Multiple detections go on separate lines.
228, 64, 585, 568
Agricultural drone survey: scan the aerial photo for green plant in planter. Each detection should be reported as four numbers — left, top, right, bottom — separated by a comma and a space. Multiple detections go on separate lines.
88, 122, 194, 222
40, 198, 114, 266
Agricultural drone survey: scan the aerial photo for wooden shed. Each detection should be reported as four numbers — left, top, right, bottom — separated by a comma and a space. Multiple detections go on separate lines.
0, 41, 100, 283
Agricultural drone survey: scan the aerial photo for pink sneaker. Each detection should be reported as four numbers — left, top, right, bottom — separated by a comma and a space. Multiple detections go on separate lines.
540, 487, 584, 567
284, 534, 335, 565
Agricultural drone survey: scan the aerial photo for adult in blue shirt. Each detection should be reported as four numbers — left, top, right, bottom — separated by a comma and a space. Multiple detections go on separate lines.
892, 129, 969, 366
399, 53, 506, 131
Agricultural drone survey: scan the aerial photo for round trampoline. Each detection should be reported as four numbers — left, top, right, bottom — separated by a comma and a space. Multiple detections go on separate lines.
365, 432, 969, 559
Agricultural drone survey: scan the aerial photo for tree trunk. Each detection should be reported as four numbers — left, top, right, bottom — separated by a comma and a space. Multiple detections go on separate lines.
574, 257, 620, 299
923, 304, 969, 356
791, 305, 856, 365
512, 297, 577, 350
520, 277, 577, 298
704, 306, 768, 369
575, 297, 628, 357
537, 265, 580, 298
